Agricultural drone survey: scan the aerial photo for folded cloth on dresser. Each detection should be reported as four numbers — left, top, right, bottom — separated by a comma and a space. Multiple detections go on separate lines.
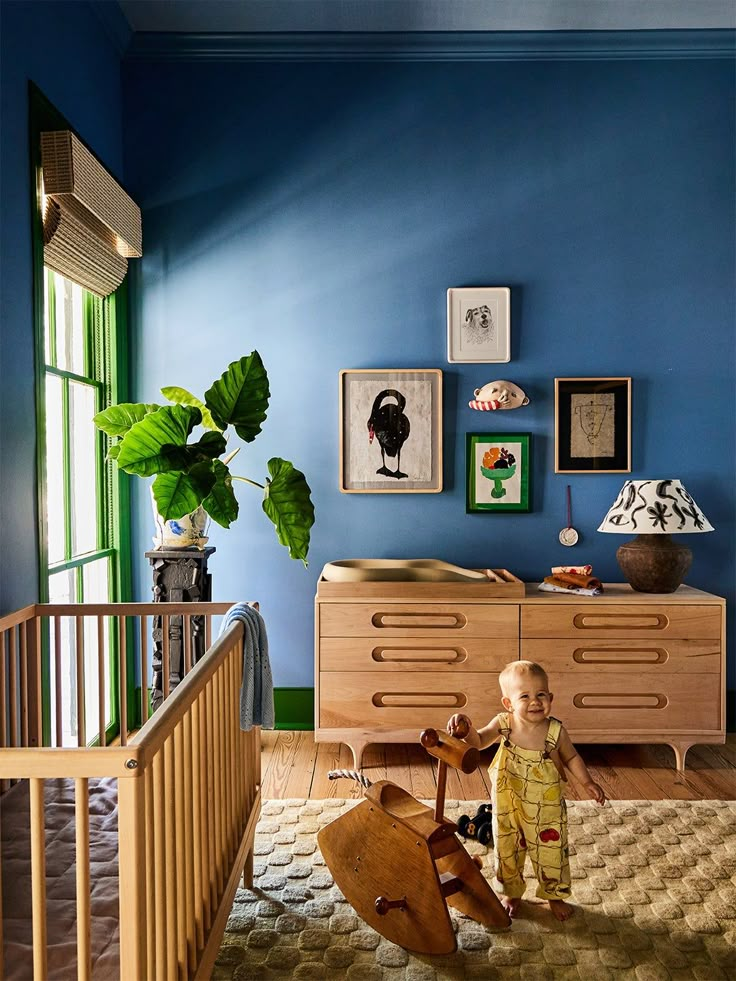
220, 603, 274, 730
540, 578, 602, 597
550, 572, 602, 590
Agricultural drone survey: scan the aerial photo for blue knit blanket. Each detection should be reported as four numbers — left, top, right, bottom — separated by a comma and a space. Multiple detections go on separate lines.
219, 603, 274, 730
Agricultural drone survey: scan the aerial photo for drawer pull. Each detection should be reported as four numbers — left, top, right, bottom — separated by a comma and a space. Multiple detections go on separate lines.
372, 612, 467, 629
372, 647, 468, 664
573, 647, 668, 665
572, 613, 669, 631
573, 692, 668, 709
372, 692, 468, 708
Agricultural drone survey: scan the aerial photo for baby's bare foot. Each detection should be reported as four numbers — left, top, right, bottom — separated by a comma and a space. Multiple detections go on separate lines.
501, 896, 521, 917
548, 899, 574, 921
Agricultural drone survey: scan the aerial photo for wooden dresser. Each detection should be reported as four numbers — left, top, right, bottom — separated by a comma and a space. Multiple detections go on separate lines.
314, 580, 725, 771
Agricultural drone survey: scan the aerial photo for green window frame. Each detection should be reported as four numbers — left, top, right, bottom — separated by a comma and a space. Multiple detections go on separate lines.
30, 84, 134, 742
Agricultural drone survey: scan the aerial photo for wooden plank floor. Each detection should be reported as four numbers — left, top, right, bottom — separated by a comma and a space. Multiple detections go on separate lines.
261, 731, 736, 802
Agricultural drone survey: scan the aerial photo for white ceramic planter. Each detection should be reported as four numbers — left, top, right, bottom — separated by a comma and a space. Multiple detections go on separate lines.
150, 488, 210, 550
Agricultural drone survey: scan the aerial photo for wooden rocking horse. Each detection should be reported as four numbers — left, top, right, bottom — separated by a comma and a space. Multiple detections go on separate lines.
317, 721, 510, 955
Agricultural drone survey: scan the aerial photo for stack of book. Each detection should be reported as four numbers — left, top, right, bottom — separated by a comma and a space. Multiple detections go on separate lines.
539, 565, 603, 596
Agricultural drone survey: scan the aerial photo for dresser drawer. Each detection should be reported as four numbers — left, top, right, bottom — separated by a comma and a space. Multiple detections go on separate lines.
550, 672, 721, 732
319, 603, 517, 639
320, 637, 518, 672
319, 671, 498, 730
522, 604, 721, 640
523, 638, 721, 674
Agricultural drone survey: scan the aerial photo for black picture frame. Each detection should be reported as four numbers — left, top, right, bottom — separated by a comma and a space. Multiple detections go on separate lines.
555, 377, 631, 473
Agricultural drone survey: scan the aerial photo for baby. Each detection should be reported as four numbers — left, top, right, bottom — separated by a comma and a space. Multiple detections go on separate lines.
448, 660, 605, 921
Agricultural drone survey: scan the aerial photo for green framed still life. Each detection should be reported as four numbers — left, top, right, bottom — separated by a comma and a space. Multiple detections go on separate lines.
466, 432, 531, 513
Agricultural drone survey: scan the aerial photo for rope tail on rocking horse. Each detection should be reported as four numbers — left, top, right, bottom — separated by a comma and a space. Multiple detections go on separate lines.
319, 720, 510, 955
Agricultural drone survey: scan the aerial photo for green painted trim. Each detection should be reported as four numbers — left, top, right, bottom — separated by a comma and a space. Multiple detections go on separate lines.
274, 687, 315, 730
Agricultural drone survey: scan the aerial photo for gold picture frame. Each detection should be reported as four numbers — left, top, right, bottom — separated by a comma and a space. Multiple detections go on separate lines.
339, 369, 443, 493
554, 377, 632, 474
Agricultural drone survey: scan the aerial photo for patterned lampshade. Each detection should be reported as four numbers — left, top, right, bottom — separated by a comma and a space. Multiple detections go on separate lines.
598, 479, 714, 535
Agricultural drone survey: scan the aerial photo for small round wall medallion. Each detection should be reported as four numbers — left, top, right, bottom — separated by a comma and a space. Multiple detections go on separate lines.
559, 485, 579, 547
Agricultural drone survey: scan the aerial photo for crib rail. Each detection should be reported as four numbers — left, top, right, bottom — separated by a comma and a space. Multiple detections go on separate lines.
0, 602, 261, 980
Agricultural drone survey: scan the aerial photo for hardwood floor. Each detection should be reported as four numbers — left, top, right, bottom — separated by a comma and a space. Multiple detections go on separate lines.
261, 730, 736, 802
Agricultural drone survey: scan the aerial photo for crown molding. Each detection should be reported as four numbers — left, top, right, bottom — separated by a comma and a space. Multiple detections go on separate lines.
124, 29, 735, 62
88, 1, 133, 55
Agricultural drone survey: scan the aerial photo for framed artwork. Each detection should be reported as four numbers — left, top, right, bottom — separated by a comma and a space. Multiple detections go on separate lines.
447, 287, 511, 363
339, 369, 443, 493
466, 432, 531, 513
555, 377, 632, 473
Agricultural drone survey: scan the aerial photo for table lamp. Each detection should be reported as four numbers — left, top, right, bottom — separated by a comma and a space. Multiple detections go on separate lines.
597, 479, 713, 593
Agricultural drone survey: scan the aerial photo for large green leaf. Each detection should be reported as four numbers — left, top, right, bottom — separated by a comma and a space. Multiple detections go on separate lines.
93, 403, 160, 438
152, 464, 216, 521
116, 404, 201, 477
161, 386, 220, 431
204, 351, 270, 443
184, 430, 228, 465
203, 460, 239, 528
261, 457, 315, 566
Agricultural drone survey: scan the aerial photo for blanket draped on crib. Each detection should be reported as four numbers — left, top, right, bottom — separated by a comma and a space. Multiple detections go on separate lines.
219, 603, 274, 730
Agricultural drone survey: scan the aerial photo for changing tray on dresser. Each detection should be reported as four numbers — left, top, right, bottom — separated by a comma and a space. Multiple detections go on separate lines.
314, 577, 726, 771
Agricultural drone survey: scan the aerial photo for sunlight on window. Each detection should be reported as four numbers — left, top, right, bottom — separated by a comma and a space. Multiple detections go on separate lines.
44, 374, 65, 565
70, 381, 98, 555
53, 273, 84, 374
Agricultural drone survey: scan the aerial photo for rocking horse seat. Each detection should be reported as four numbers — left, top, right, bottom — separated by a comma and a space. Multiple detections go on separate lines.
365, 782, 456, 843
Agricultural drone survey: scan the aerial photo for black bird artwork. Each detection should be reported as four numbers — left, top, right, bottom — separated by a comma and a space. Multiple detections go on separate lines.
367, 389, 411, 479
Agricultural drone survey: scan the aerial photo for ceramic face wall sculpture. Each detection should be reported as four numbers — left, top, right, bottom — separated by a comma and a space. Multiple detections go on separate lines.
469, 380, 529, 411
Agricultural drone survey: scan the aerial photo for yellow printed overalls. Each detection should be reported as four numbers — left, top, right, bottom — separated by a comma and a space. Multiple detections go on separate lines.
488, 714, 571, 901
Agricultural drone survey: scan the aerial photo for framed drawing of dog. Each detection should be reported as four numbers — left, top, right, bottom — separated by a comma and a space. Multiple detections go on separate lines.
447, 287, 511, 363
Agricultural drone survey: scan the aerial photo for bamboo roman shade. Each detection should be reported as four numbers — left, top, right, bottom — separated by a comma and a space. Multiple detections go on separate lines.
41, 130, 142, 297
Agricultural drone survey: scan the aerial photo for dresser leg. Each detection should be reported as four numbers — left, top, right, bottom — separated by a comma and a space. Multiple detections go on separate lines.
670, 741, 694, 772
347, 740, 368, 770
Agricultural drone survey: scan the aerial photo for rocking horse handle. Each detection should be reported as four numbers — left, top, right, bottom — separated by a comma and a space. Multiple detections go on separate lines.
420, 724, 479, 775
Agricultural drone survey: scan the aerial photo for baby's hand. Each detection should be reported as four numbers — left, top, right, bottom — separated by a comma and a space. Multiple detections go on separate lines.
586, 781, 606, 806
447, 713, 471, 737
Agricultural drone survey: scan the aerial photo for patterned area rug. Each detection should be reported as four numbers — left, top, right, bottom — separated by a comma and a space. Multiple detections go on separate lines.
215, 799, 736, 980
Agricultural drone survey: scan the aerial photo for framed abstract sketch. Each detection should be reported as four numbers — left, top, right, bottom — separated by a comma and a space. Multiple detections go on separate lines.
555, 377, 632, 473
447, 287, 511, 363
339, 369, 443, 493
466, 432, 531, 513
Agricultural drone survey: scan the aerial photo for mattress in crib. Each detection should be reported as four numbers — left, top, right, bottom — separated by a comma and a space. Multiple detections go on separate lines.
2, 777, 120, 979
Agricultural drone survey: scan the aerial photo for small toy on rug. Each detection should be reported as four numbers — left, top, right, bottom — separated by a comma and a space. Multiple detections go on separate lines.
539, 564, 603, 596
457, 803, 494, 845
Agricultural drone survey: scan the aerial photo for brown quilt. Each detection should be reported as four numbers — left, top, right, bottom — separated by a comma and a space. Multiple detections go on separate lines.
2, 777, 120, 979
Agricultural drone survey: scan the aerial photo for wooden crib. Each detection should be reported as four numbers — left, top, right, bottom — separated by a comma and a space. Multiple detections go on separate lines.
0, 601, 262, 980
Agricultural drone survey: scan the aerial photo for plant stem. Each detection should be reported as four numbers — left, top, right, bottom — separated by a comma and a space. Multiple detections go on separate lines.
232, 475, 264, 490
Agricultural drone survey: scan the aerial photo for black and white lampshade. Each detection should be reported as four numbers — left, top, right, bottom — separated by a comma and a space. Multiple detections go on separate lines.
597, 479, 714, 535
598, 479, 713, 593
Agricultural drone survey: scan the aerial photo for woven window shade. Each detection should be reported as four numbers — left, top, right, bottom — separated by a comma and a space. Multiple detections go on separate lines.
41, 131, 142, 297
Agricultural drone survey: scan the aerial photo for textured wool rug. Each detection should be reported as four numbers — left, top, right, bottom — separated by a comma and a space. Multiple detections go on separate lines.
215, 799, 736, 981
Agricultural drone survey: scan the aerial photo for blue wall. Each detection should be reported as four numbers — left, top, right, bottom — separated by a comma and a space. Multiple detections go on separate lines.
0, 0, 125, 613
122, 57, 735, 698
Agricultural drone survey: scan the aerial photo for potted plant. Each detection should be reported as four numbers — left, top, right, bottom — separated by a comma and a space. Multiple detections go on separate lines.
93, 351, 315, 565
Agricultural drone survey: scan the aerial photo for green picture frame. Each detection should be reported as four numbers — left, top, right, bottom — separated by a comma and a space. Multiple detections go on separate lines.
466, 432, 531, 513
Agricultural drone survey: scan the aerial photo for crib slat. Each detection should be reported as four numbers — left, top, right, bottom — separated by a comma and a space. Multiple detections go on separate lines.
30, 777, 48, 980
118, 616, 128, 746
153, 748, 168, 979
164, 736, 178, 979
0, 628, 8, 751
28, 617, 43, 747
140, 615, 149, 724
20, 623, 29, 747
183, 709, 196, 970
54, 616, 62, 747
174, 722, 187, 977
118, 771, 146, 981
192, 693, 205, 952
97, 616, 106, 747
76, 616, 86, 747
214, 666, 224, 895
162, 614, 170, 700
145, 765, 156, 980
202, 687, 214, 934
75, 777, 92, 981
184, 614, 192, 676
8, 628, 17, 749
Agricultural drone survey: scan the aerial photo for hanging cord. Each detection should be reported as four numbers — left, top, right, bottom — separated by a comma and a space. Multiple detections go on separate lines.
566, 484, 572, 530
327, 769, 373, 788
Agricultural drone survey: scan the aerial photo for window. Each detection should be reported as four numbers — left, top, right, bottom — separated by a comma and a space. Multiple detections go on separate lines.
31, 85, 133, 744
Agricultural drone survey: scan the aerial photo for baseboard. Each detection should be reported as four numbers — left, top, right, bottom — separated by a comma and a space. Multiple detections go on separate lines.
274, 687, 315, 730
727, 688, 735, 732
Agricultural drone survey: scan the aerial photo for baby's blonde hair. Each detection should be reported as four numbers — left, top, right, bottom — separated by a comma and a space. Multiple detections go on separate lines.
498, 660, 549, 697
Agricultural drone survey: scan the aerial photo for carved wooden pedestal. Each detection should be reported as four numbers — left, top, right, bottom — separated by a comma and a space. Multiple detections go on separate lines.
146, 547, 215, 710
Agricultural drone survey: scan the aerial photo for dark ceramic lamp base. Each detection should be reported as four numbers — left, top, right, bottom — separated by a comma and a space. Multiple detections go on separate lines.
616, 534, 692, 593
